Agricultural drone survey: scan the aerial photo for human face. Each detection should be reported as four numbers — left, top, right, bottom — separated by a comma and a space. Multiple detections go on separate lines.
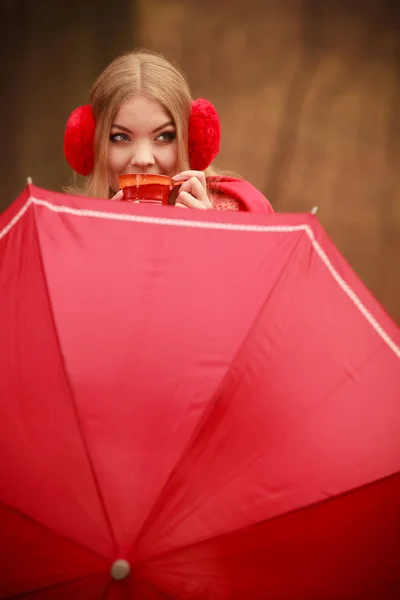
107, 96, 178, 192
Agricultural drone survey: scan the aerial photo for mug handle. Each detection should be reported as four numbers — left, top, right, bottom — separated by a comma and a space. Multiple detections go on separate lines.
166, 180, 183, 206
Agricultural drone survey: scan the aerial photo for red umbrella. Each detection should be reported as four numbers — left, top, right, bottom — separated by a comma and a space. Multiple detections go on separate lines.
0, 184, 399, 599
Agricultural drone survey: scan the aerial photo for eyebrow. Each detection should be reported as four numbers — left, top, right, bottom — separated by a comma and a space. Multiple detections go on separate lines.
111, 121, 175, 134
152, 120, 175, 133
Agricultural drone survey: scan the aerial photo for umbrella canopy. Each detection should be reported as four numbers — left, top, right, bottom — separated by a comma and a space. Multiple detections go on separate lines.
0, 184, 399, 599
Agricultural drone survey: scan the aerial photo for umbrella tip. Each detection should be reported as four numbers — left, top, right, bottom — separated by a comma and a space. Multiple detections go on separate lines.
311, 206, 319, 215
27, 176, 33, 185
111, 559, 131, 580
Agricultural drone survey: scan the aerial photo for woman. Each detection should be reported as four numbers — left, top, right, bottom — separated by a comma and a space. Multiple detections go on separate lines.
64, 49, 273, 213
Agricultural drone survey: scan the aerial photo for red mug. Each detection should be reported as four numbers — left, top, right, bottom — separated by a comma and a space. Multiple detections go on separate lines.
118, 174, 181, 205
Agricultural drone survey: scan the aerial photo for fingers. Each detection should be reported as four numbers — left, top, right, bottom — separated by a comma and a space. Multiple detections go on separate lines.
111, 190, 139, 203
177, 190, 208, 209
172, 170, 207, 190
176, 176, 212, 209
180, 176, 207, 198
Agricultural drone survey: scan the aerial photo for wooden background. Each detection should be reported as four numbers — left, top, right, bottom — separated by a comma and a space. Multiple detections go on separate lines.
1, 0, 399, 322
137, 0, 400, 323
0, 0, 133, 206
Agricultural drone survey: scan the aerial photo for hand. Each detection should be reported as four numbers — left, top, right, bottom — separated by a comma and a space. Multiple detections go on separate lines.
172, 171, 212, 210
111, 189, 139, 203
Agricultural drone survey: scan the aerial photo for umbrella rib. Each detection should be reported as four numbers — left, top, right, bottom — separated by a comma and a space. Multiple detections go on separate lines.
136, 470, 400, 564
156, 343, 389, 536
130, 230, 307, 553
6, 572, 108, 600
136, 580, 180, 600
99, 582, 114, 600
0, 499, 109, 562
30, 205, 118, 555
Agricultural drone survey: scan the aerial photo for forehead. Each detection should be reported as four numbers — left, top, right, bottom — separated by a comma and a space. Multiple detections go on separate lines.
113, 96, 173, 130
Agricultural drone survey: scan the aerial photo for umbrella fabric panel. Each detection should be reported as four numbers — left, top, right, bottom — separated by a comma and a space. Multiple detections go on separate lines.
1, 186, 399, 600
131, 223, 400, 559
0, 202, 114, 559
135, 473, 400, 600
26, 194, 305, 555
0, 502, 109, 599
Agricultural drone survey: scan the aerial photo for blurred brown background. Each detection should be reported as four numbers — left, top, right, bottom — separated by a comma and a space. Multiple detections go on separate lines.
1, 0, 399, 322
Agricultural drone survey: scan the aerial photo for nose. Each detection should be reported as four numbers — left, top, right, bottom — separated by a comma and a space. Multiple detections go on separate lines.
130, 141, 155, 169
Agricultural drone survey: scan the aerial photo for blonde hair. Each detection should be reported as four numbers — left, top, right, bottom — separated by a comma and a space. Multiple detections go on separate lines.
78, 49, 199, 198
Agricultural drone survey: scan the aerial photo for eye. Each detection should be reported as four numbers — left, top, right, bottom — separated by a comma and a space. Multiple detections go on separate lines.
156, 131, 176, 143
110, 132, 130, 143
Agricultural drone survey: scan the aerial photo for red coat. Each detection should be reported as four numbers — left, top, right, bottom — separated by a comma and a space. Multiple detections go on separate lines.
207, 176, 274, 213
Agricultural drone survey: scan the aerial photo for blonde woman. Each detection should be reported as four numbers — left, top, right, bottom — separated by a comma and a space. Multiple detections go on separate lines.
64, 49, 273, 213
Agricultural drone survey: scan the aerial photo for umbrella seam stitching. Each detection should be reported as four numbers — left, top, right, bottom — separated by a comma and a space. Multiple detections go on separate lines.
0, 197, 33, 240
1, 195, 398, 359
22, 196, 400, 360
